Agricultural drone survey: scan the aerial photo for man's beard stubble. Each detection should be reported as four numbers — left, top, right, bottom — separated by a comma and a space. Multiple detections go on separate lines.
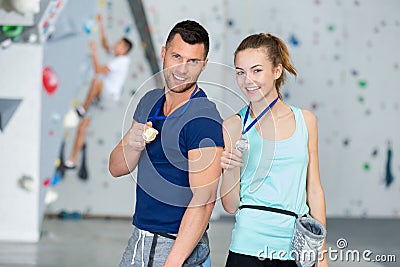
163, 62, 197, 94
168, 81, 196, 93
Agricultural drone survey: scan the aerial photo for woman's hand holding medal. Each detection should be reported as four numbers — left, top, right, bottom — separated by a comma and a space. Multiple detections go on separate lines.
221, 146, 244, 170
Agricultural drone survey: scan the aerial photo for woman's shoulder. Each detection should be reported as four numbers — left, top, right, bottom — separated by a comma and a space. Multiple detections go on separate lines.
300, 109, 317, 123
299, 108, 318, 133
286, 102, 317, 123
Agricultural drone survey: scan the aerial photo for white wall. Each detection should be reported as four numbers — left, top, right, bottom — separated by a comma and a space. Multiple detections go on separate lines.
0, 44, 43, 242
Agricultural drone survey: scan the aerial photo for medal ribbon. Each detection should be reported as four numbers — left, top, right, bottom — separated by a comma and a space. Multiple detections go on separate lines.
148, 84, 198, 122
242, 96, 279, 135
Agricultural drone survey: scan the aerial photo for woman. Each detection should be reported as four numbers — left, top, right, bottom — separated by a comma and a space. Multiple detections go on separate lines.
220, 33, 328, 267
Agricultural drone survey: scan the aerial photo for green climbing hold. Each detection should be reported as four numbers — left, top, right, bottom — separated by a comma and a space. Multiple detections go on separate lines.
363, 163, 370, 171
358, 80, 367, 88
328, 25, 336, 32
2, 25, 24, 38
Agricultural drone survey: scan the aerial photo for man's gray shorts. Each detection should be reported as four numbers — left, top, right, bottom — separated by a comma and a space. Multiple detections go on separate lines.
119, 225, 211, 267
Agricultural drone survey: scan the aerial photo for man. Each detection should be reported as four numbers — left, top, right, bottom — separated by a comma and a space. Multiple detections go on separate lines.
64, 15, 132, 169
109, 20, 224, 267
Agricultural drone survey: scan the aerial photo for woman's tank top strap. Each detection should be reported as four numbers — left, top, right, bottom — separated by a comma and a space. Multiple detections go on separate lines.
289, 105, 308, 143
238, 104, 308, 143
238, 106, 247, 121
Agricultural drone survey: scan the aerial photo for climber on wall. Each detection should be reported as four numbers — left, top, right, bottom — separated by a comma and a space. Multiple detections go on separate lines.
63, 14, 133, 169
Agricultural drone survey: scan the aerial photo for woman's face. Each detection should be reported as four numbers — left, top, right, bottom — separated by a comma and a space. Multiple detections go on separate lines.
234, 48, 281, 104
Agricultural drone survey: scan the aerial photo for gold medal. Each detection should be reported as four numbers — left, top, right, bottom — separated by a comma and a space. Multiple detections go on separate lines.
142, 127, 158, 142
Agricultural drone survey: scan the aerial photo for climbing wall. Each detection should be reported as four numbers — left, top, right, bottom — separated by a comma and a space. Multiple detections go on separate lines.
0, 0, 102, 242
47, 0, 154, 217
46, 0, 400, 218
2, 0, 399, 230
47, 0, 235, 219
223, 0, 400, 217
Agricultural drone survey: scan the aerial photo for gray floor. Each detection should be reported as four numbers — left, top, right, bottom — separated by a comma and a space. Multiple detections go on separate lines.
0, 218, 398, 267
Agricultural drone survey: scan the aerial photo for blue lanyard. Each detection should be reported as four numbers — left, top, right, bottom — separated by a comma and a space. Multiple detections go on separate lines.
242, 96, 279, 135
148, 84, 198, 122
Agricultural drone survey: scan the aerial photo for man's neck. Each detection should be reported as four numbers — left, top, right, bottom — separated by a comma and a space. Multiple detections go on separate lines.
163, 85, 197, 116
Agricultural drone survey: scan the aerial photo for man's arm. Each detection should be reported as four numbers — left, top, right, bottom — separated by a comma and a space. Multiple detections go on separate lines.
220, 115, 242, 214
163, 146, 223, 267
109, 120, 151, 177
89, 41, 111, 74
97, 14, 111, 52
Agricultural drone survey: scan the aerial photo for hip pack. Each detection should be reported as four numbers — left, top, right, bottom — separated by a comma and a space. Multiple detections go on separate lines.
239, 205, 326, 267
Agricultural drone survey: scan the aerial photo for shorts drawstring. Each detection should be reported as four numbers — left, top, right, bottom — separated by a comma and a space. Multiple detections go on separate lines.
131, 228, 154, 267
141, 233, 145, 267
131, 230, 142, 265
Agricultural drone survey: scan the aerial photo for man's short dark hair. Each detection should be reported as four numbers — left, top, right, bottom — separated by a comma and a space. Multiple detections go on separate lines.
122, 38, 133, 54
166, 20, 209, 58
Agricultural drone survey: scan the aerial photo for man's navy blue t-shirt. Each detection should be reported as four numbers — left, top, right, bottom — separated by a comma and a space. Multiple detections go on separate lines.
132, 88, 224, 234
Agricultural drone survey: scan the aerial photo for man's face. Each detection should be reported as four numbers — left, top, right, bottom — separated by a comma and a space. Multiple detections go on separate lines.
113, 40, 128, 56
161, 34, 207, 93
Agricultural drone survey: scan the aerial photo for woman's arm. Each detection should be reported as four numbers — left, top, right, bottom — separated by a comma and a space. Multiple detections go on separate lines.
220, 115, 243, 214
303, 109, 329, 267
